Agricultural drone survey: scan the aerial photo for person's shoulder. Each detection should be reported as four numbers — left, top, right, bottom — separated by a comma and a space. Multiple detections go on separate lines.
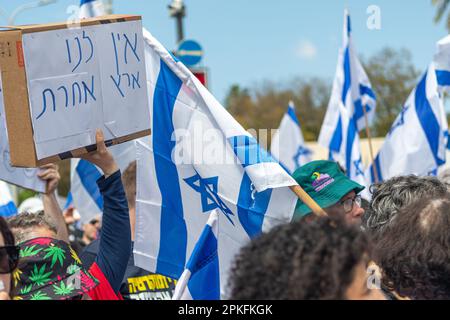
79, 239, 100, 268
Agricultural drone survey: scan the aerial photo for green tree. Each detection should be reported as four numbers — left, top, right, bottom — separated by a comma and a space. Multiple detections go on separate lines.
224, 79, 329, 146
433, 0, 450, 31
363, 48, 421, 137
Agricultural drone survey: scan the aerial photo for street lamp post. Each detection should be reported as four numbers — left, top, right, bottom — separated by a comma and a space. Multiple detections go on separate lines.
8, 0, 58, 25
168, 0, 186, 43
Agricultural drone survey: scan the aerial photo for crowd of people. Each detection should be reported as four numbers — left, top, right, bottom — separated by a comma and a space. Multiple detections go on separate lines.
1, 131, 449, 300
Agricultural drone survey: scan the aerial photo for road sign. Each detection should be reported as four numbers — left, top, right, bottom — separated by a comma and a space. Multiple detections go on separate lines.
191, 68, 208, 88
177, 39, 203, 67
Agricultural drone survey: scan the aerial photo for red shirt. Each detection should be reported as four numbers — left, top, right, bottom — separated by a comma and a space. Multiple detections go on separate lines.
87, 262, 123, 300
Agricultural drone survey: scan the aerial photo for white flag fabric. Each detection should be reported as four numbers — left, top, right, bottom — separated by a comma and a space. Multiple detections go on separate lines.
434, 35, 450, 91
0, 181, 17, 218
172, 210, 220, 300
79, 0, 106, 18
365, 63, 448, 183
318, 10, 374, 187
433, 35, 450, 152
70, 0, 138, 224
271, 101, 312, 174
134, 28, 298, 298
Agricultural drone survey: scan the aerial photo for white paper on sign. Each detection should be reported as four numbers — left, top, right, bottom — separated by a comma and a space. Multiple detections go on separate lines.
22, 20, 150, 160
0, 74, 45, 192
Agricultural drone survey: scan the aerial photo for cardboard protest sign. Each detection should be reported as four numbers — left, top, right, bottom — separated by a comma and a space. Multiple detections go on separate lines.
0, 15, 151, 167
0, 73, 45, 192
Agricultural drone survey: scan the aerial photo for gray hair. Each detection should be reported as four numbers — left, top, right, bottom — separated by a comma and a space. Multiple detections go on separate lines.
363, 175, 449, 239
438, 168, 450, 186
7, 211, 57, 244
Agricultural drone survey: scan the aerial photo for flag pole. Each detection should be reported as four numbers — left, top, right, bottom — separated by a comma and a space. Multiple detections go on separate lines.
289, 185, 328, 217
362, 104, 379, 183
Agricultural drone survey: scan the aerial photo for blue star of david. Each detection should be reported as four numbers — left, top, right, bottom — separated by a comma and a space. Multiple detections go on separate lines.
293, 146, 312, 168
389, 105, 409, 136
184, 174, 235, 225
353, 158, 364, 176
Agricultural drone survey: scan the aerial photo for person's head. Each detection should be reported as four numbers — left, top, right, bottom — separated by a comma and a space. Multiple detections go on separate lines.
11, 237, 99, 300
374, 195, 450, 300
0, 217, 19, 296
293, 161, 365, 226
438, 168, 450, 186
7, 211, 58, 245
229, 217, 385, 300
363, 175, 448, 240
82, 216, 101, 243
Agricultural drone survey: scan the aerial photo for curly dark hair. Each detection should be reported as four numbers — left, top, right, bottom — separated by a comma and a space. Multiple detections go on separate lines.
374, 195, 450, 300
0, 216, 15, 246
364, 175, 448, 240
228, 217, 370, 300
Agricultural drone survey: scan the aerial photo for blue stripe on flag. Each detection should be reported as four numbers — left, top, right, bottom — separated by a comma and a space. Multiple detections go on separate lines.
353, 85, 376, 121
153, 60, 186, 279
237, 173, 272, 238
0, 201, 17, 218
345, 118, 357, 174
370, 155, 383, 183
228, 136, 275, 167
287, 106, 300, 126
341, 46, 351, 105
360, 84, 376, 100
415, 72, 445, 166
353, 99, 365, 122
347, 14, 352, 35
436, 70, 450, 87
186, 224, 220, 300
329, 116, 343, 153
80, 0, 96, 5
76, 160, 103, 210
64, 192, 73, 211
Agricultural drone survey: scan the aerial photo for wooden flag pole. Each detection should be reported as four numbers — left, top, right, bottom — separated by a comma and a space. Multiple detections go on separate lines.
362, 104, 379, 183
289, 185, 328, 217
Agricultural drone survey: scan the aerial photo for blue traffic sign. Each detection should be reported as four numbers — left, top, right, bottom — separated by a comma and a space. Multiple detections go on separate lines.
177, 40, 203, 67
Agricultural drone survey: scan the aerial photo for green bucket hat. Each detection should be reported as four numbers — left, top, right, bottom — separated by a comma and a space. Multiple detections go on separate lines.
292, 160, 365, 219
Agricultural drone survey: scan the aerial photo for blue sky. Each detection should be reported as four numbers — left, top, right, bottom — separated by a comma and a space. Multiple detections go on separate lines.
0, 0, 448, 104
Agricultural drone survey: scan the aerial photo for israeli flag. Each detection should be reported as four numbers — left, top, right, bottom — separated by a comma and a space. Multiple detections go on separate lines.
434, 35, 450, 91
79, 0, 106, 19
134, 28, 298, 298
365, 63, 448, 184
433, 35, 450, 151
318, 10, 375, 186
271, 101, 312, 174
172, 210, 220, 300
0, 181, 17, 218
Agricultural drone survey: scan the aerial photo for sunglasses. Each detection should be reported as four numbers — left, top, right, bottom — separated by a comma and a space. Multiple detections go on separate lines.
0, 245, 20, 274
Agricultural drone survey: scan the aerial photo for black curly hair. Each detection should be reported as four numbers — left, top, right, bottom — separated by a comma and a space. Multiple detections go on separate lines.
374, 195, 450, 300
0, 216, 15, 246
228, 217, 371, 300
